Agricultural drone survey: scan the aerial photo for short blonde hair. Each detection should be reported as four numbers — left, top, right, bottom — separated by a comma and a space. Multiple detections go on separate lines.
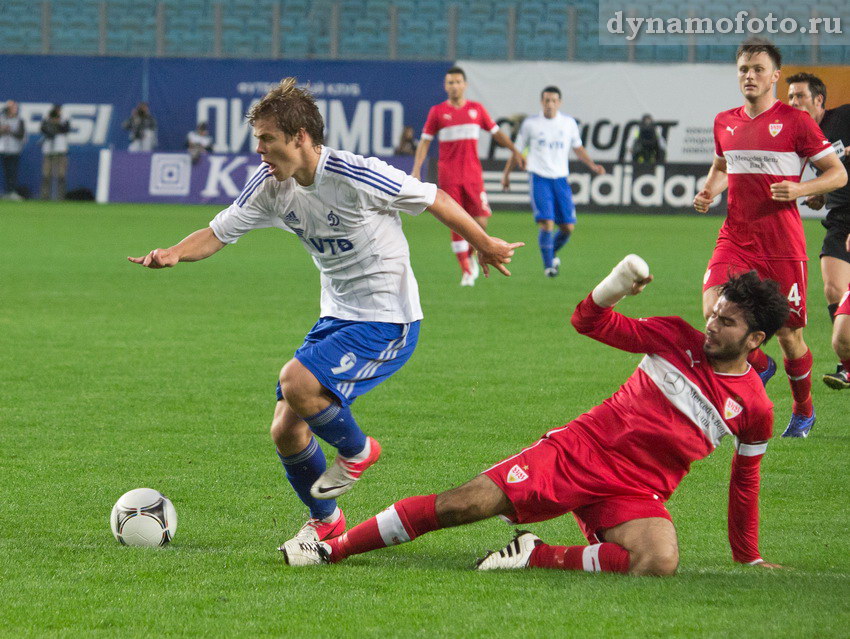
247, 77, 324, 144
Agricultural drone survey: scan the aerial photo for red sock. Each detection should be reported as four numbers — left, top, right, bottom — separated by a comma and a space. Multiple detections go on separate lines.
455, 251, 471, 274
450, 234, 471, 274
747, 347, 769, 373
784, 349, 813, 416
327, 495, 439, 562
529, 543, 630, 574
842, 359, 850, 373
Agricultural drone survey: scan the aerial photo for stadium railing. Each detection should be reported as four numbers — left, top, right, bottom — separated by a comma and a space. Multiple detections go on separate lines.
0, 0, 847, 63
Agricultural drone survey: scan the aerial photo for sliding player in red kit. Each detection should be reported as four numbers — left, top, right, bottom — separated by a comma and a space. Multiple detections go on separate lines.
281, 255, 789, 575
694, 40, 848, 438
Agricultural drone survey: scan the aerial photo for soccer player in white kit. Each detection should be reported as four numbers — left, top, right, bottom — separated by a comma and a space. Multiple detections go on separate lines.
129, 78, 524, 548
502, 86, 605, 277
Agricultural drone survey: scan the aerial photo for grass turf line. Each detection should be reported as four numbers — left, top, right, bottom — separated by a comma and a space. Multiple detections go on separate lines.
0, 201, 848, 637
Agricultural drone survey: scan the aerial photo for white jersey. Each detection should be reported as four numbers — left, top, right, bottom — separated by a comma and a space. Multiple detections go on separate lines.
209, 146, 437, 324
515, 112, 583, 179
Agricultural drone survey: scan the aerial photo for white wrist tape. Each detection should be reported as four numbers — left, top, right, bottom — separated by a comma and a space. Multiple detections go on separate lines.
591, 254, 650, 307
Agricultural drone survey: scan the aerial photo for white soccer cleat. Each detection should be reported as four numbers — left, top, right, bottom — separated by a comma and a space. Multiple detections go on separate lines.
280, 539, 332, 566
476, 530, 542, 570
460, 271, 476, 287
310, 437, 382, 500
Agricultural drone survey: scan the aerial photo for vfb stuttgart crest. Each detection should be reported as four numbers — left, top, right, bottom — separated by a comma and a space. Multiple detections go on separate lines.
468, 108, 478, 119
769, 121, 783, 137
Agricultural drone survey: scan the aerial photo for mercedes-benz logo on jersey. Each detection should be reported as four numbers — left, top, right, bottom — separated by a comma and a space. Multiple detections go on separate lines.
327, 212, 340, 227
663, 371, 685, 395
331, 353, 357, 375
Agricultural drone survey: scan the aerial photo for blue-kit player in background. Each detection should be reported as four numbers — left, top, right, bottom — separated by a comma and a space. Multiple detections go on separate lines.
502, 86, 606, 277
129, 77, 524, 549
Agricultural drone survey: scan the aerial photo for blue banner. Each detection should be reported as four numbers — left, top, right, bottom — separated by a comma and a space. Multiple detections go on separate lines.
0, 55, 447, 197
100, 150, 418, 205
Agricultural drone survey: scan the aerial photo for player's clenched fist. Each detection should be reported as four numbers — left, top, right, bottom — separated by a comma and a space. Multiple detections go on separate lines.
769, 180, 804, 201
693, 189, 714, 214
127, 248, 179, 269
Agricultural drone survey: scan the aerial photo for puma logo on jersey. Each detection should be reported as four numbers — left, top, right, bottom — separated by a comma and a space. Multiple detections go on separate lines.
506, 464, 529, 483
686, 349, 701, 367
724, 397, 743, 419
726, 126, 737, 135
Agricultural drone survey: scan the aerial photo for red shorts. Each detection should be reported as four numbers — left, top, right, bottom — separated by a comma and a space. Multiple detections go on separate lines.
482, 425, 672, 542
838, 285, 850, 316
703, 246, 808, 328
441, 181, 492, 218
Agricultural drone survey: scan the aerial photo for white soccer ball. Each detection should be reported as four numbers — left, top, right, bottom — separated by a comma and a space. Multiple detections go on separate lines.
110, 488, 177, 547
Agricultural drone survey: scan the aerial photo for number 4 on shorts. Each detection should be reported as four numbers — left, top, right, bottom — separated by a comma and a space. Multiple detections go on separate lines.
787, 283, 801, 307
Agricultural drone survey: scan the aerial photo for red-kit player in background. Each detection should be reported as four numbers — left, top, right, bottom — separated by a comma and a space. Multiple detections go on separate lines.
412, 66, 526, 286
694, 39, 848, 438
282, 255, 789, 576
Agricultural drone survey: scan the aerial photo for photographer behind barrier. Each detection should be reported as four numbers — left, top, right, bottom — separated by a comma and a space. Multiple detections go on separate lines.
40, 104, 70, 201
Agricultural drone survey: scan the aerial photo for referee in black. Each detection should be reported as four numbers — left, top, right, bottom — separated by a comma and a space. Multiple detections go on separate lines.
787, 72, 850, 387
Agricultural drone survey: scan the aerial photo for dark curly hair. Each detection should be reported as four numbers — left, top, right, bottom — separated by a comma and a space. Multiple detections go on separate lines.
247, 77, 324, 145
719, 271, 789, 341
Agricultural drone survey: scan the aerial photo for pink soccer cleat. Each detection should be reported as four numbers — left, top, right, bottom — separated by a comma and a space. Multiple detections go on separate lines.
310, 437, 382, 500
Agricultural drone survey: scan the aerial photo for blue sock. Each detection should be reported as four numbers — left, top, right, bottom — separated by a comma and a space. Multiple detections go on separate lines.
538, 229, 555, 268
554, 229, 572, 253
277, 437, 336, 520
304, 402, 367, 458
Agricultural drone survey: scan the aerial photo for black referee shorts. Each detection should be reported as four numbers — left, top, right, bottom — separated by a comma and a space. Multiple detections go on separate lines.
821, 210, 850, 263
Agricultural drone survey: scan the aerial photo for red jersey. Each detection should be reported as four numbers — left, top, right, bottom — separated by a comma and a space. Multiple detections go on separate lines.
421, 100, 498, 186
713, 100, 833, 260
570, 295, 773, 563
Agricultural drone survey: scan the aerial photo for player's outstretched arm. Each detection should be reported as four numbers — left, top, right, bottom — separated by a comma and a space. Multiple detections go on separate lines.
127, 227, 226, 269
501, 154, 516, 191
492, 129, 526, 170
694, 156, 728, 214
573, 146, 606, 175
591, 254, 653, 307
428, 189, 524, 277
411, 137, 432, 180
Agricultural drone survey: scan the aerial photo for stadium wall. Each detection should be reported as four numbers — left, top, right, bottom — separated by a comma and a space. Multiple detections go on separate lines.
0, 54, 446, 198
3, 55, 846, 216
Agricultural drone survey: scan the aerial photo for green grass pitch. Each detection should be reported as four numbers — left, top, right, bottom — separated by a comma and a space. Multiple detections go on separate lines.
1, 201, 848, 637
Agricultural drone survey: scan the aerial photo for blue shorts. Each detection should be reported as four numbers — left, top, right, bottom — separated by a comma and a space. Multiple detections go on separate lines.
530, 173, 576, 225
276, 317, 420, 407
